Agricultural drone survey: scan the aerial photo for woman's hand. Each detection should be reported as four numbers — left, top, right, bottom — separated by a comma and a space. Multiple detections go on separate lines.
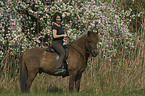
67, 34, 70, 38
64, 34, 70, 37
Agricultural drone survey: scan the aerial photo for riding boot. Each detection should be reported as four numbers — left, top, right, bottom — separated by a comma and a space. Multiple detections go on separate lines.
55, 69, 66, 74
55, 62, 66, 74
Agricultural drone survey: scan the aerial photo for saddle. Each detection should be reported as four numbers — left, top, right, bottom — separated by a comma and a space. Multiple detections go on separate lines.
46, 45, 69, 60
46, 45, 69, 77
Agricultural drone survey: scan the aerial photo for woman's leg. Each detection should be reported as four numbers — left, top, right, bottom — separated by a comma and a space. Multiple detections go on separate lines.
52, 41, 66, 71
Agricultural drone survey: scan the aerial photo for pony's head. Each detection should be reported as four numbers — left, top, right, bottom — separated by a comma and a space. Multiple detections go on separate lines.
86, 31, 100, 57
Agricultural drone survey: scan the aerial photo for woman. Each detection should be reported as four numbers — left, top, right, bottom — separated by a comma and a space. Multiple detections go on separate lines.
51, 12, 68, 74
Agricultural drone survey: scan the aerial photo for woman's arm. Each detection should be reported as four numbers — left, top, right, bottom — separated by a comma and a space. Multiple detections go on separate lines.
53, 29, 67, 38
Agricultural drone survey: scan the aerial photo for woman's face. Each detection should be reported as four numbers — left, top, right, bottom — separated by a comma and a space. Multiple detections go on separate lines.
56, 15, 61, 24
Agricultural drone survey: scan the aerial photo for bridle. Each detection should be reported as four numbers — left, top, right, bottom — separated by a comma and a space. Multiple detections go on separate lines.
85, 38, 98, 54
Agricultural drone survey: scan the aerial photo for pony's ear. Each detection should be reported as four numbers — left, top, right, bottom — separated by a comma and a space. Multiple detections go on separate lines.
96, 29, 99, 34
88, 31, 92, 36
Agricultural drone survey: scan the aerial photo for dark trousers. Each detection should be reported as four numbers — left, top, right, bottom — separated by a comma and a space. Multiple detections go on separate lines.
52, 41, 65, 70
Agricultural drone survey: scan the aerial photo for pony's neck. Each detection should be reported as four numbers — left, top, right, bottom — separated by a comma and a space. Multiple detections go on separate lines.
71, 34, 90, 63
72, 34, 87, 48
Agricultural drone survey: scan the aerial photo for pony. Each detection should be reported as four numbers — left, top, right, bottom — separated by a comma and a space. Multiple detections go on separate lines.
19, 31, 100, 93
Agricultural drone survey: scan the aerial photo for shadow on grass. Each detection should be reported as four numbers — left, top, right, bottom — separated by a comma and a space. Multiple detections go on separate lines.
46, 85, 64, 93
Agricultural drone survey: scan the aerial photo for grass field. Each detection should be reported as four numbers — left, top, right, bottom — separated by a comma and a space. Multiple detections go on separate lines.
0, 88, 144, 96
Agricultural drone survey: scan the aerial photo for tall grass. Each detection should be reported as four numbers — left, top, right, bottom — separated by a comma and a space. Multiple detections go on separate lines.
0, 28, 144, 95
80, 18, 145, 95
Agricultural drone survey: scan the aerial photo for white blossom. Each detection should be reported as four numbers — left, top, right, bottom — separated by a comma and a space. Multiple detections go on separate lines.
0, 0, 139, 60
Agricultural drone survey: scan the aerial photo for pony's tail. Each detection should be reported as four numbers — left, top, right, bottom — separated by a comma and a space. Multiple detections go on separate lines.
19, 52, 28, 93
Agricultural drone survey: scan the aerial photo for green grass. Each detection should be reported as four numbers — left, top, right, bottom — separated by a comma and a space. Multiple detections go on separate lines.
0, 90, 144, 96
0, 93, 96, 96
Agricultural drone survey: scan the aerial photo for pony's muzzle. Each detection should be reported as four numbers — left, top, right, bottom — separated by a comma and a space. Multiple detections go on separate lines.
91, 49, 99, 57
92, 52, 99, 57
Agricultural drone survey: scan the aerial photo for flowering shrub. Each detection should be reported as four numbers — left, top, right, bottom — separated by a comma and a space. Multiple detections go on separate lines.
0, 0, 141, 60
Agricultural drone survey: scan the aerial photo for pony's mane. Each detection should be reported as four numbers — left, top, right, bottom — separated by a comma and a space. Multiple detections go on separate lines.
68, 32, 88, 45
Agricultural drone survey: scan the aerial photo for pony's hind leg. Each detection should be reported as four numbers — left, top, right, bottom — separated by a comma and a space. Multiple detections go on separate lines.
25, 69, 38, 92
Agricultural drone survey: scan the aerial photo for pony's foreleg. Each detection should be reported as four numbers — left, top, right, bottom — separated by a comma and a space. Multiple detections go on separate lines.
75, 73, 82, 92
69, 73, 77, 92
